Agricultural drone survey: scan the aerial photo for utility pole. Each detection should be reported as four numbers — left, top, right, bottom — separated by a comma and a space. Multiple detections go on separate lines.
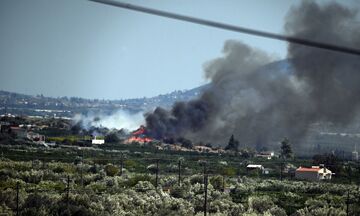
16, 181, 19, 216
346, 190, 350, 216
120, 153, 124, 176
201, 161, 208, 216
4, 98, 8, 116
42, 160, 46, 169
222, 175, 225, 192
358, 160, 360, 186
347, 164, 352, 185
203, 162, 207, 185
178, 159, 181, 186
66, 175, 70, 210
204, 169, 208, 216
155, 159, 159, 188
80, 158, 83, 188
280, 159, 284, 181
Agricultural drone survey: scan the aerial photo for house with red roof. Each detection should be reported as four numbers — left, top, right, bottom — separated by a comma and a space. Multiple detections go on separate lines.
9, 126, 27, 138
295, 165, 333, 181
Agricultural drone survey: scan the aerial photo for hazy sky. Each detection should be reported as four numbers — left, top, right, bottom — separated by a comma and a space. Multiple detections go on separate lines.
0, 0, 358, 99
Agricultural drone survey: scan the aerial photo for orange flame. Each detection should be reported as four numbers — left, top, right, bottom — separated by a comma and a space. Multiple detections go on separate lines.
125, 125, 153, 143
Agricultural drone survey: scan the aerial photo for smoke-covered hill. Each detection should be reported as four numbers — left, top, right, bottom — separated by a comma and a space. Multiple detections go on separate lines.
0, 81, 210, 118
2, 57, 360, 155
0, 58, 291, 119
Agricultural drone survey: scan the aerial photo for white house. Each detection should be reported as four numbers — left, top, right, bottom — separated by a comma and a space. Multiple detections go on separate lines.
246, 164, 265, 174
352, 145, 359, 161
92, 136, 105, 145
255, 151, 275, 160
27, 131, 45, 144
352, 151, 359, 161
295, 166, 333, 181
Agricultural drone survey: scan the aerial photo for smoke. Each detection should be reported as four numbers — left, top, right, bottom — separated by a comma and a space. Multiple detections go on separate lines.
286, 0, 360, 125
73, 110, 144, 131
145, 1, 360, 150
146, 41, 306, 147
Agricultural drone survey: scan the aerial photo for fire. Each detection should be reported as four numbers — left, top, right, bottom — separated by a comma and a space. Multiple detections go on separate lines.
126, 136, 153, 143
125, 125, 153, 143
132, 125, 146, 136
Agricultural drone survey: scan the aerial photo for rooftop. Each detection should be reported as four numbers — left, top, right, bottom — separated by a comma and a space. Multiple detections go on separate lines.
296, 167, 321, 172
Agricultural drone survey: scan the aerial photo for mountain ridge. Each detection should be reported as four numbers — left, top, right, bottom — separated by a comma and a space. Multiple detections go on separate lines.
0, 59, 288, 117
0, 83, 209, 117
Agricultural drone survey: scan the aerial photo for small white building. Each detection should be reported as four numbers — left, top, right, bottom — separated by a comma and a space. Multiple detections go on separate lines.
352, 151, 359, 161
92, 136, 105, 145
246, 164, 265, 174
27, 131, 45, 144
295, 166, 333, 181
255, 151, 275, 160
352, 144, 359, 161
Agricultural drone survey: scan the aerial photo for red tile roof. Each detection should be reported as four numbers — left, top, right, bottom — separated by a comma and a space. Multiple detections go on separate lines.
296, 167, 321, 172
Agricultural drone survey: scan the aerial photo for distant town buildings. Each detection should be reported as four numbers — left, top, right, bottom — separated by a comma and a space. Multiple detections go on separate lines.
1, 120, 47, 144
0, 121, 10, 133
352, 150, 359, 161
352, 144, 358, 161
255, 151, 275, 160
295, 165, 333, 181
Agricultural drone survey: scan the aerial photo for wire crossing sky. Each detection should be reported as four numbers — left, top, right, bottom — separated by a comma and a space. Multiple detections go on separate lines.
90, 0, 360, 56
0, 0, 359, 99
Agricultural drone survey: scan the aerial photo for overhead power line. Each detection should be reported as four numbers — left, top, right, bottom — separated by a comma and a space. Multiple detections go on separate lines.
89, 0, 360, 56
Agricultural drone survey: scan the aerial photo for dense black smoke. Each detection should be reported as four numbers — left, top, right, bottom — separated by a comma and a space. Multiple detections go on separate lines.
145, 1, 360, 149
286, 1, 360, 125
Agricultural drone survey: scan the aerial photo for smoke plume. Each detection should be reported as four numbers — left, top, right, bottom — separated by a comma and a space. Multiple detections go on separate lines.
145, 1, 360, 149
286, 1, 360, 125
74, 110, 144, 131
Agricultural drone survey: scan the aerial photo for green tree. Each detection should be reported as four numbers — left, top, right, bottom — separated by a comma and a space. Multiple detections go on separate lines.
312, 153, 341, 174
280, 137, 293, 159
225, 134, 239, 151
177, 137, 193, 149
104, 164, 119, 177
210, 175, 224, 191
104, 133, 120, 143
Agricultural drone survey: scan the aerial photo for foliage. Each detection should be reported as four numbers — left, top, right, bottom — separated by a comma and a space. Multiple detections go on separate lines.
280, 137, 293, 159
225, 134, 239, 151
104, 132, 120, 143
104, 164, 119, 177
177, 137, 193, 149
210, 175, 224, 191
312, 153, 342, 174
0, 150, 358, 215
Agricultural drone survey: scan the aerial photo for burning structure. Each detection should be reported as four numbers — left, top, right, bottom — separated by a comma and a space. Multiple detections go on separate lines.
125, 125, 153, 144
145, 1, 360, 151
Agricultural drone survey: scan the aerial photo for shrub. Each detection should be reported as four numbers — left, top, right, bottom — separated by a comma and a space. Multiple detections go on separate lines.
247, 195, 275, 214
210, 175, 224, 191
230, 183, 253, 203
189, 174, 203, 185
170, 184, 189, 199
126, 174, 153, 187
104, 164, 119, 177
134, 181, 155, 192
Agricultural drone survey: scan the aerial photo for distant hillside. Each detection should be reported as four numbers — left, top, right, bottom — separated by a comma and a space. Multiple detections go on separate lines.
0, 59, 291, 118
2, 59, 360, 154
0, 84, 209, 118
